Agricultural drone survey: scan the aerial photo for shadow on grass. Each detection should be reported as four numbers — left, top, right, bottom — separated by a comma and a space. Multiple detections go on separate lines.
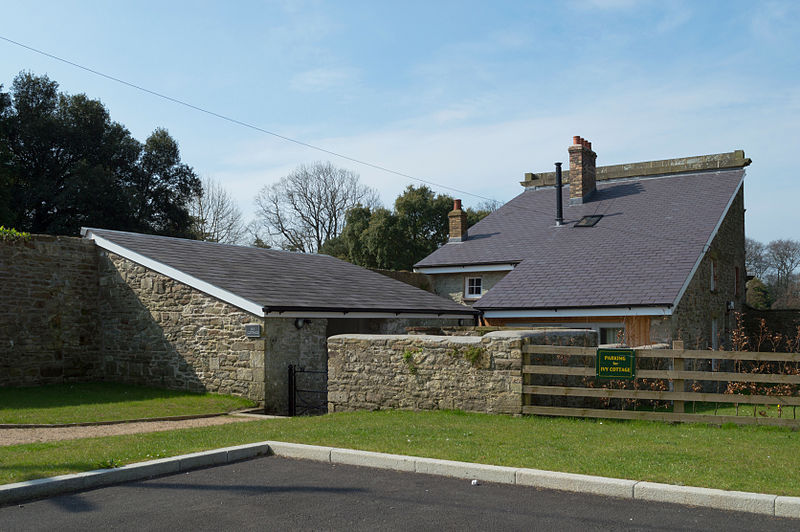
0, 383, 205, 411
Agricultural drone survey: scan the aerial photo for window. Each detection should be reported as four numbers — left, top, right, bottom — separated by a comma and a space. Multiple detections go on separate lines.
734, 266, 740, 297
600, 327, 624, 344
465, 277, 483, 299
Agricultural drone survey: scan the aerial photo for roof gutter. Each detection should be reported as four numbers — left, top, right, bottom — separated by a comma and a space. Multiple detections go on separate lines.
414, 263, 518, 274
481, 306, 673, 318
262, 305, 478, 319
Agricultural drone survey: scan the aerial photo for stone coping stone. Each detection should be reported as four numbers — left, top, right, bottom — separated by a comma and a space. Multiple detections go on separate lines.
328, 329, 595, 342
482, 329, 594, 341
327, 334, 480, 343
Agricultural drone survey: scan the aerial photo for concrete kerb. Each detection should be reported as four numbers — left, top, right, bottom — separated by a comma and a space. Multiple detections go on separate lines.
2, 441, 800, 520
0, 442, 270, 507
516, 468, 636, 499
265, 444, 800, 519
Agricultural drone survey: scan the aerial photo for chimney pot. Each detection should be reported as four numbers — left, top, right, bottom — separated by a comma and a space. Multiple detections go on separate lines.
573, 136, 581, 145
453, 199, 462, 211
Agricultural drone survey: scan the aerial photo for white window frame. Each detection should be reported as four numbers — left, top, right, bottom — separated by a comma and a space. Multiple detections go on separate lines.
464, 276, 483, 299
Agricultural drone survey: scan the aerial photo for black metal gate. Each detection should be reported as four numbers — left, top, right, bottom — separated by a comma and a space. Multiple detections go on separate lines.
287, 364, 328, 416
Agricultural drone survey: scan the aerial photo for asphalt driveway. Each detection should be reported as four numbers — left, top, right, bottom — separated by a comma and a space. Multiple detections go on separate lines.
1, 456, 797, 531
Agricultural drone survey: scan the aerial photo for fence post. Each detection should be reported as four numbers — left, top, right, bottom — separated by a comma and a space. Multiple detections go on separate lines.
672, 341, 685, 414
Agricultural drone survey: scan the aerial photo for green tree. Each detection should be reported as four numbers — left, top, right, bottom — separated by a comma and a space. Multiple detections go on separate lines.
321, 185, 495, 270
394, 186, 453, 264
746, 277, 773, 310
0, 85, 13, 225
133, 128, 201, 237
0, 71, 200, 236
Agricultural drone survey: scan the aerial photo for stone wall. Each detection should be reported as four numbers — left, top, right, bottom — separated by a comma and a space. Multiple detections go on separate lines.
429, 271, 509, 305
327, 329, 596, 415
0, 236, 101, 386
264, 317, 328, 414
655, 188, 746, 348
98, 252, 266, 404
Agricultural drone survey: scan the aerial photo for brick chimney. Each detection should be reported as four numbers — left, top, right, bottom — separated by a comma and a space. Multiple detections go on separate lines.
568, 136, 597, 204
448, 199, 468, 242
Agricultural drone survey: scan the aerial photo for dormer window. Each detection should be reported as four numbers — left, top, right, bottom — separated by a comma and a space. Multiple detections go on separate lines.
465, 277, 483, 299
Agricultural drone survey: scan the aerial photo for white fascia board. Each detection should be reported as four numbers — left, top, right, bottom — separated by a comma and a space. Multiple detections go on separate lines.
265, 311, 473, 319
482, 307, 673, 318
85, 231, 265, 317
671, 176, 744, 310
414, 263, 517, 274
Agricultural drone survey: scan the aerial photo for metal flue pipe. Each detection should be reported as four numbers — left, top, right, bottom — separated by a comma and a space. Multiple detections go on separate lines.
555, 162, 564, 226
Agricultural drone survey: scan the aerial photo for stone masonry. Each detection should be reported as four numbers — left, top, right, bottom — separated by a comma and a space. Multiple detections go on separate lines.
327, 329, 596, 415
1, 236, 102, 386
431, 271, 509, 305
263, 317, 328, 413
98, 252, 267, 403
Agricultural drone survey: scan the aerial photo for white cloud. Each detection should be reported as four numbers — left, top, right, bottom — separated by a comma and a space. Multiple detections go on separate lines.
289, 67, 358, 92
217, 74, 799, 243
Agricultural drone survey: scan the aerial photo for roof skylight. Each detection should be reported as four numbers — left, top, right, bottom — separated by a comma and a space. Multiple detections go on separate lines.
575, 215, 603, 227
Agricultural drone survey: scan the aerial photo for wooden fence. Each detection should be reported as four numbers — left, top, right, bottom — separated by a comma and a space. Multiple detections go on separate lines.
522, 343, 800, 427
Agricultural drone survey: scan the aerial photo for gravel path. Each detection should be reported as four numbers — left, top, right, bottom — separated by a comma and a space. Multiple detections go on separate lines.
0, 415, 260, 446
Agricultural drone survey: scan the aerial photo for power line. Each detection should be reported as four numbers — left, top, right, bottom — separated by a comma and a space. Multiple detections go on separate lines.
0, 34, 722, 248
0, 34, 495, 203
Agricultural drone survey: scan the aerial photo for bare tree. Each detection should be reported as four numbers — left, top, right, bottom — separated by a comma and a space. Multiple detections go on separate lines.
767, 239, 800, 292
253, 162, 379, 252
190, 177, 246, 244
745, 237, 769, 279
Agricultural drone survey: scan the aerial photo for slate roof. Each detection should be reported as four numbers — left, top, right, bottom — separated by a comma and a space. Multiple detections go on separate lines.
82, 228, 476, 316
415, 168, 745, 310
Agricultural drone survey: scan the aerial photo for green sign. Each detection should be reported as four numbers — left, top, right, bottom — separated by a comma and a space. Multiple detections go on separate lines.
596, 348, 636, 379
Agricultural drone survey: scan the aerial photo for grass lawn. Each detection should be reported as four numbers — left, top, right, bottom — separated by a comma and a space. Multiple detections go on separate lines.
0, 383, 255, 424
1, 410, 799, 496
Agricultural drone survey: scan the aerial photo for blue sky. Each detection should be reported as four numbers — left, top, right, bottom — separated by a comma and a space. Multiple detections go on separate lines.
2, 0, 798, 242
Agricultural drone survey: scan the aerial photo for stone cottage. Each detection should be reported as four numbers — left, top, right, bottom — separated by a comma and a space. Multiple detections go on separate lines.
415, 137, 748, 348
